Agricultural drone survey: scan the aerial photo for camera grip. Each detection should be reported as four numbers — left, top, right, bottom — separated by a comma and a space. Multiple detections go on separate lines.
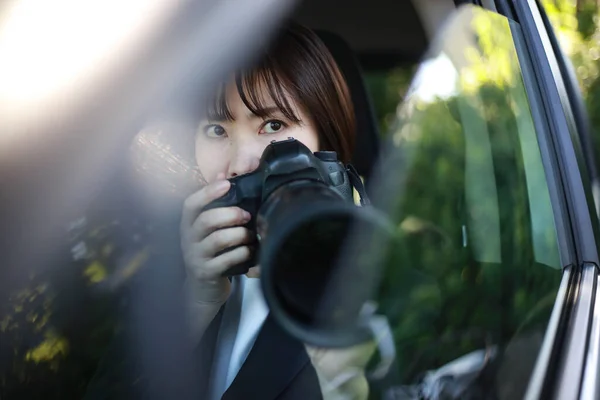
203, 182, 239, 211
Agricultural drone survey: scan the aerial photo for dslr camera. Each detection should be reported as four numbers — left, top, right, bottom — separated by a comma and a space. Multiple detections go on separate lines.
204, 138, 388, 347
205, 137, 355, 275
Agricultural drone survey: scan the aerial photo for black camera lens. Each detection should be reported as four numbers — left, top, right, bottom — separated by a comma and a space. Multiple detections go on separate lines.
273, 215, 352, 325
204, 138, 394, 346
258, 181, 393, 347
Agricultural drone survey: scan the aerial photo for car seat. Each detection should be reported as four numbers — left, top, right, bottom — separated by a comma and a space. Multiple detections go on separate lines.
315, 30, 381, 187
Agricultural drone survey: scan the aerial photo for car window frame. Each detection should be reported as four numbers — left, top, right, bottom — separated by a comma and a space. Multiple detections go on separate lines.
532, 2, 600, 399
508, 0, 600, 265
484, 0, 600, 399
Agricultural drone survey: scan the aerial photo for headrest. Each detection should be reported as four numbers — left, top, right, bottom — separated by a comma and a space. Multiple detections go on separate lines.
315, 30, 381, 182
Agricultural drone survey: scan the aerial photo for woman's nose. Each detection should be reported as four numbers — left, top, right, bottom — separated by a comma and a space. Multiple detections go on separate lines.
227, 144, 261, 178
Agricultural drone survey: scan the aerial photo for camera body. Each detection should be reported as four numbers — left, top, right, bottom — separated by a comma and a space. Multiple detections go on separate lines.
204, 138, 354, 275
203, 137, 392, 348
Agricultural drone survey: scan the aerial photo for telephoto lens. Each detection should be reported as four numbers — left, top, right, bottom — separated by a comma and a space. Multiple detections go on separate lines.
258, 179, 395, 348
204, 138, 395, 347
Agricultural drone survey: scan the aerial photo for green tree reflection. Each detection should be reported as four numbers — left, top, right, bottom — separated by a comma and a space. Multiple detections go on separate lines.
369, 7, 563, 396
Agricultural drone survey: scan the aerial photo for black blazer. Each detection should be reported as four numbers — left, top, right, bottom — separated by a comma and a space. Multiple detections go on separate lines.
84, 310, 322, 400
196, 307, 323, 400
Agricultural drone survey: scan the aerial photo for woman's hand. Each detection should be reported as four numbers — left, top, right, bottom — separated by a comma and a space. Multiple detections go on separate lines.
180, 172, 255, 302
306, 341, 377, 400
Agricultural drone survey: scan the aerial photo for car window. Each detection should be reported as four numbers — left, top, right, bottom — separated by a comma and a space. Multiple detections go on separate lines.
356, 6, 563, 399
363, 67, 416, 135
0, 5, 567, 400
540, 0, 600, 140
540, 0, 600, 194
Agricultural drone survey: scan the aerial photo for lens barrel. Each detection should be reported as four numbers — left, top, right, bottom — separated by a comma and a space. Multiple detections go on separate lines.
258, 180, 393, 347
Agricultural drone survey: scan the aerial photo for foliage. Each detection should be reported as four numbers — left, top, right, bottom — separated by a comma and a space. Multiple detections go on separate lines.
543, 0, 600, 157
364, 5, 572, 397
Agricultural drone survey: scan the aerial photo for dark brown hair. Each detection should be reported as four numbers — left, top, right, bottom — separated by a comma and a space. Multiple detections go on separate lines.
207, 23, 356, 163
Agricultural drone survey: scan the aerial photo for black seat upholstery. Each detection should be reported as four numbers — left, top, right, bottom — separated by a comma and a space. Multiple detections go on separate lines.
315, 30, 381, 183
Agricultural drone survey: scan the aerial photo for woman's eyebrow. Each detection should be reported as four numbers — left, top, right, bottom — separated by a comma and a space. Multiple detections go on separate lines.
248, 106, 281, 118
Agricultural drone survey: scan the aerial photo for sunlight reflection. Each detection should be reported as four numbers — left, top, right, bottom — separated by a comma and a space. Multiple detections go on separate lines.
130, 126, 206, 201
409, 53, 458, 103
0, 0, 174, 146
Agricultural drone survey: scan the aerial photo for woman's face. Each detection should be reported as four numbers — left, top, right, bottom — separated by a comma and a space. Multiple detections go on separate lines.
195, 82, 320, 183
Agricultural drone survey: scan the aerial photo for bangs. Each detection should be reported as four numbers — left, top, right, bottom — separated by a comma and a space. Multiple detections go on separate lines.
206, 62, 301, 123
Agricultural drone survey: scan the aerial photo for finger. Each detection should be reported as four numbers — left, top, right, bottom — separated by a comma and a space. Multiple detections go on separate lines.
246, 265, 260, 278
201, 227, 254, 257
181, 180, 230, 228
192, 207, 251, 240
185, 244, 253, 280
205, 245, 254, 276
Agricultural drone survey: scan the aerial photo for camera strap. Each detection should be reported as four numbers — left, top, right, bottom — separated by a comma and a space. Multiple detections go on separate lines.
346, 164, 371, 206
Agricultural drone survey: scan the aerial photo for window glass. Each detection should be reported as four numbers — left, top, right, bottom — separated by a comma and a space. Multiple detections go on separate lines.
0, 5, 566, 400
541, 0, 600, 164
355, 6, 563, 398
363, 67, 415, 135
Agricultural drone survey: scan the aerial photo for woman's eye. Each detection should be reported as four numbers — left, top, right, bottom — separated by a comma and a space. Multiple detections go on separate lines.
261, 120, 286, 134
204, 124, 226, 138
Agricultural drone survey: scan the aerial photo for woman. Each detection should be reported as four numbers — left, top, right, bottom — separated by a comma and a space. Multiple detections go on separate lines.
182, 23, 374, 399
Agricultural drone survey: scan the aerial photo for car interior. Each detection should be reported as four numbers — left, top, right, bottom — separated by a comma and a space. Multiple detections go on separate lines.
2, 0, 559, 398
294, 0, 458, 182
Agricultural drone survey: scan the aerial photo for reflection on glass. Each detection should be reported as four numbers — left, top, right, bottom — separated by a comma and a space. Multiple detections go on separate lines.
0, 5, 567, 400
130, 123, 207, 200
358, 5, 562, 399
